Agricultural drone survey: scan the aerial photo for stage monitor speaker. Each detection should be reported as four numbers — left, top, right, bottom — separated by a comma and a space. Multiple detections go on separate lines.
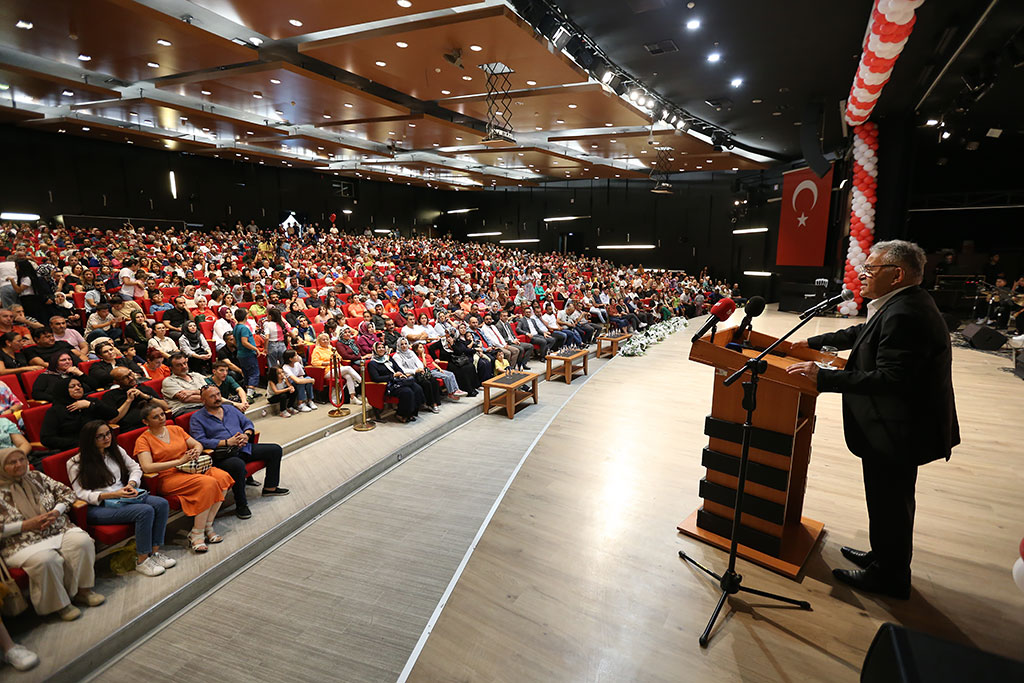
861, 622, 1024, 682
961, 323, 1007, 350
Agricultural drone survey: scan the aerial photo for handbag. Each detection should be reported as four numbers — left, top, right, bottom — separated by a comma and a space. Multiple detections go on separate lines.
0, 556, 29, 617
210, 444, 242, 462
103, 490, 150, 508
450, 354, 472, 369
385, 375, 416, 396
176, 453, 212, 474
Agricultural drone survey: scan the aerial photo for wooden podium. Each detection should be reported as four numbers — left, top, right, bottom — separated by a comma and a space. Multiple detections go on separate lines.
677, 325, 844, 579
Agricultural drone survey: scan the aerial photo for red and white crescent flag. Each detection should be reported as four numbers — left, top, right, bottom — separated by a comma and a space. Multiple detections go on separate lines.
776, 165, 834, 267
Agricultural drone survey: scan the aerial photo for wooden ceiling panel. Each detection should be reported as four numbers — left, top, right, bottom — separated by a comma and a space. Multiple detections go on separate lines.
448, 147, 585, 173
548, 130, 769, 173
0, 106, 44, 124
441, 83, 651, 133
76, 98, 285, 144
196, 146, 323, 168
322, 114, 481, 150
251, 135, 382, 163
0, 64, 120, 108
0, 0, 253, 83
156, 62, 408, 127
189, 0, 486, 41
25, 118, 216, 152
299, 6, 587, 102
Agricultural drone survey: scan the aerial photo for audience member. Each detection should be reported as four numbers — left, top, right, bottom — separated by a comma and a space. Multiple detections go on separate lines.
101, 367, 169, 431
142, 347, 171, 381
232, 309, 261, 398
40, 377, 118, 451
368, 341, 424, 423
178, 320, 213, 374
206, 361, 250, 411
50, 316, 89, 362
281, 349, 317, 412
392, 338, 442, 413
161, 354, 208, 417
0, 332, 45, 376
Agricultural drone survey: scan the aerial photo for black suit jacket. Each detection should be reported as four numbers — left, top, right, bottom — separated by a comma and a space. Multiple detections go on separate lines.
809, 286, 959, 466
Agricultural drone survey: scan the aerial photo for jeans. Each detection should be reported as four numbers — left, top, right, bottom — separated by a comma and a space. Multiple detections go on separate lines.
294, 381, 314, 403
238, 354, 260, 389
87, 327, 123, 342
86, 496, 169, 555
217, 443, 283, 507
267, 341, 287, 368
430, 368, 459, 394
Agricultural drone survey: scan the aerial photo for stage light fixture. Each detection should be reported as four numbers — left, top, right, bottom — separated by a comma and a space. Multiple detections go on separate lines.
686, 19, 700, 30
707, 52, 721, 63
731, 77, 743, 88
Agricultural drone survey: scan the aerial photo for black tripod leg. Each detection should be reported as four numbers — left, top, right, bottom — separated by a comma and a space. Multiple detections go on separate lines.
699, 590, 729, 648
737, 584, 811, 609
678, 550, 723, 582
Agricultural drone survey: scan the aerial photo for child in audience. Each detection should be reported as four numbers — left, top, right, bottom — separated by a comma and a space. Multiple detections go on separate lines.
493, 349, 509, 376
266, 366, 297, 417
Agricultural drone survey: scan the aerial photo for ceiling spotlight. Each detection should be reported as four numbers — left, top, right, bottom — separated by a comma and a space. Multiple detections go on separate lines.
556, 119, 565, 124
250, 37, 263, 46
147, 62, 160, 68
526, 80, 537, 86
156, 39, 172, 46
201, 89, 212, 95
81, 127, 90, 131
77, 54, 92, 62
462, 75, 473, 81
602, 71, 614, 84
605, 122, 613, 127
707, 52, 721, 63
270, 78, 281, 84
629, 90, 641, 102
396, 41, 408, 48
323, 113, 332, 118
16, 20, 33, 30
730, 77, 743, 87
252, 91, 263, 98
686, 19, 700, 30
289, 19, 303, 27
941, 131, 951, 139
925, 118, 939, 126
568, 103, 578, 109
375, 61, 387, 67
62, 90, 74, 97
469, 45, 483, 52
636, 96, 647, 107
441, 89, 451, 95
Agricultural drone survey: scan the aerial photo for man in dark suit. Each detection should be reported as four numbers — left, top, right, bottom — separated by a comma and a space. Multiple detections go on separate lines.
787, 240, 959, 599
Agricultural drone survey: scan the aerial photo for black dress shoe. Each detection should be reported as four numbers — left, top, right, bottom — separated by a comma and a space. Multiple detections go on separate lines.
245, 476, 261, 487
841, 546, 874, 570
235, 505, 252, 519
832, 567, 910, 599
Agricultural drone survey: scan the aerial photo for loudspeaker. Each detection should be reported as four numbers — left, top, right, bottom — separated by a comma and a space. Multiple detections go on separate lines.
861, 622, 1024, 682
961, 323, 1007, 350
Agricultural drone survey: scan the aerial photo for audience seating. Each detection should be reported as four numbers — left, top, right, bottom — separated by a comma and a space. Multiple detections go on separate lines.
0, 374, 28, 405
40, 449, 134, 546
21, 368, 43, 400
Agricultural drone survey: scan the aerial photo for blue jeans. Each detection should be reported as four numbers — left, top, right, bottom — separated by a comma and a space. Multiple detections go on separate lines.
294, 381, 314, 403
267, 341, 287, 368
86, 496, 170, 555
238, 354, 260, 389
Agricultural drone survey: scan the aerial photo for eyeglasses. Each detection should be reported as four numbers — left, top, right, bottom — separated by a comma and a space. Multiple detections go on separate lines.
861, 264, 900, 276
96, 431, 112, 439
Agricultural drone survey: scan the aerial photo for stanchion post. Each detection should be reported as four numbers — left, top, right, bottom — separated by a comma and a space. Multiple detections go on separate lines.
327, 349, 351, 418
353, 359, 376, 432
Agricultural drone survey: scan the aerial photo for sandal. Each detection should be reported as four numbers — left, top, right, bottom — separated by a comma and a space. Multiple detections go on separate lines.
204, 525, 224, 544
188, 529, 208, 553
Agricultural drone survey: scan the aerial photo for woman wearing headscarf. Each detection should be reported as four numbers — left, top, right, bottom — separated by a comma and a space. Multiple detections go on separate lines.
124, 310, 152, 356
437, 331, 481, 397
391, 337, 442, 413
211, 305, 235, 350
355, 321, 379, 356
178, 320, 212, 373
412, 341, 466, 401
367, 341, 424, 424
310, 333, 363, 406
0, 447, 103, 621
39, 377, 118, 451
31, 351, 93, 403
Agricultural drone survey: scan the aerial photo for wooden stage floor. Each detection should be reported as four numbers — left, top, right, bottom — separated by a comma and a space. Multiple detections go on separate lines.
408, 307, 1024, 682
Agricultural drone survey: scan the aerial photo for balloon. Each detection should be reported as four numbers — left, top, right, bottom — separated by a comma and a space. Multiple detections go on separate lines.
1015, 556, 1024, 594
329, 213, 337, 224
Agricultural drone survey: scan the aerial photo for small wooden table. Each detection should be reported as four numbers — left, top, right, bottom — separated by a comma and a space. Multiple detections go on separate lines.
482, 371, 540, 419
596, 333, 631, 358
545, 348, 589, 384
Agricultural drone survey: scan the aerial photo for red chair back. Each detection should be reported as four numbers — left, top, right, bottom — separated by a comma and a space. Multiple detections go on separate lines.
117, 427, 147, 458
153, 310, 166, 323
200, 320, 215, 339
73, 292, 86, 309
173, 411, 197, 429
159, 287, 180, 299
142, 377, 164, 395
21, 368, 44, 400
41, 449, 77, 486
346, 317, 363, 330
0, 374, 27, 405
21, 406, 48, 442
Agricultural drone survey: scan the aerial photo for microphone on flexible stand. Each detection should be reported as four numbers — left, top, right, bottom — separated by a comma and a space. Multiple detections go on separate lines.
799, 289, 854, 320
691, 298, 736, 343
733, 296, 766, 345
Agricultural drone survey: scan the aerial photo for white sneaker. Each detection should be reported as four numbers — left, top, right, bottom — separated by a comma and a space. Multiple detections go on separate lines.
4, 645, 39, 671
429, 405, 440, 414
151, 552, 176, 569
453, 390, 468, 397
307, 401, 319, 410
1010, 334, 1024, 349
135, 556, 166, 577
299, 404, 312, 413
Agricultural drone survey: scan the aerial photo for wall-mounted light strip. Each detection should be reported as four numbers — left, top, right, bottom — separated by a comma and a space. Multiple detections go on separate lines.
543, 215, 590, 222
342, 209, 353, 215
743, 271, 773, 277
500, 238, 540, 244
447, 208, 478, 215
467, 232, 503, 237
732, 227, 768, 234
596, 244, 656, 250
373, 229, 392, 234
0, 212, 40, 221
169, 171, 177, 200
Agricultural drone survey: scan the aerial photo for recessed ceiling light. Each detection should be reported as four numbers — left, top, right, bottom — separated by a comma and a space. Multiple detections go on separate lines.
396, 41, 409, 48
730, 77, 743, 88
252, 91, 263, 98
247, 131, 254, 135
201, 89, 212, 95
397, 0, 412, 7
535, 126, 543, 131
250, 37, 263, 46
129, 111, 138, 116
568, 103, 578, 109
15, 20, 33, 30
455, 136, 463, 141
126, 139, 133, 144
62, 90, 74, 97
388, 131, 396, 135
289, 19, 303, 27
202, 127, 209, 131
555, 119, 565, 124
156, 39, 172, 46
707, 52, 721, 63
81, 126, 90, 131
732, 167, 739, 171
771, 110, 782, 116
323, 113, 332, 118
462, 75, 472, 81
696, 165, 702, 169
77, 54, 92, 62
751, 98, 762, 104
270, 78, 281, 84
376, 61, 387, 67
441, 89, 451, 95
526, 80, 537, 86
686, 19, 700, 30
610, 139, 617, 143
925, 118, 939, 126
147, 62, 160, 68
470, 45, 483, 52
605, 122, 613, 127
408, 123, 416, 128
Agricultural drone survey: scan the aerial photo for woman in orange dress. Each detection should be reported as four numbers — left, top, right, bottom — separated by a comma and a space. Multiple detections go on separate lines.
132, 404, 234, 553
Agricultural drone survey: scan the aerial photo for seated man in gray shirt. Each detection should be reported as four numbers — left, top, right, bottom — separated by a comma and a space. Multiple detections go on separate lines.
161, 353, 209, 416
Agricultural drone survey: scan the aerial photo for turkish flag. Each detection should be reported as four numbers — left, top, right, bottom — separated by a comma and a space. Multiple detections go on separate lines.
776, 164, 833, 267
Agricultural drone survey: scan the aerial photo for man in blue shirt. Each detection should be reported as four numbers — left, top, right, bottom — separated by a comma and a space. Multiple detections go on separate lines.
190, 384, 288, 519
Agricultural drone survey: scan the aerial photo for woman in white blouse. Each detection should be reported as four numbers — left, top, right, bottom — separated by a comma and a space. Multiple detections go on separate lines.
147, 322, 178, 360
67, 421, 174, 577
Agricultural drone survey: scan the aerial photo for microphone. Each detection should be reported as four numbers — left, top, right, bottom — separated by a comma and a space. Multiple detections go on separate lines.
734, 296, 766, 342
691, 298, 736, 342
800, 289, 854, 320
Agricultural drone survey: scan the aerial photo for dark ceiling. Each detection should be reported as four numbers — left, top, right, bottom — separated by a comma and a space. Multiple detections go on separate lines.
553, 0, 1024, 159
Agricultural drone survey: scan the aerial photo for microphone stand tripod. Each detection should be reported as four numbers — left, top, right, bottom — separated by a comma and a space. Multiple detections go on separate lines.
679, 310, 823, 647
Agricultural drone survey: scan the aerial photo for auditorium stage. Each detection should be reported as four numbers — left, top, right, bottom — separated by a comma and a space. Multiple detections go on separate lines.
405, 307, 1024, 682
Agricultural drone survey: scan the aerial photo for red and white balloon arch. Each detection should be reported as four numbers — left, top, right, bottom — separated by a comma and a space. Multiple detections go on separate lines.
840, 0, 926, 315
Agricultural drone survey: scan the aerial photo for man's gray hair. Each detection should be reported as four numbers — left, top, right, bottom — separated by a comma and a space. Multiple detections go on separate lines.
870, 240, 926, 282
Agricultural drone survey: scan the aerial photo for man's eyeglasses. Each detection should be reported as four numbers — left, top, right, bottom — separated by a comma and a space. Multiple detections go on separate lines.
861, 264, 900, 276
